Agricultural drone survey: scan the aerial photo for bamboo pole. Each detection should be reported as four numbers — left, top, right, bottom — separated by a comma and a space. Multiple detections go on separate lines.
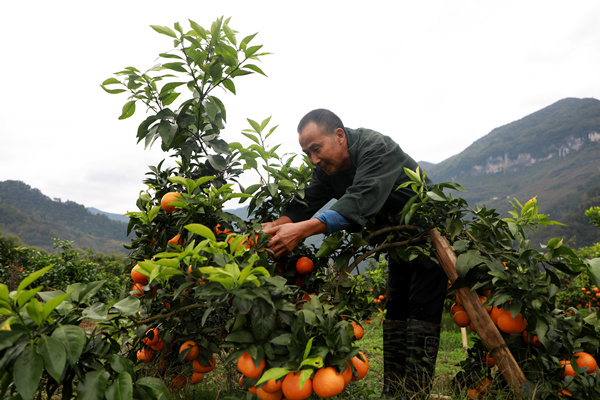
429, 228, 527, 399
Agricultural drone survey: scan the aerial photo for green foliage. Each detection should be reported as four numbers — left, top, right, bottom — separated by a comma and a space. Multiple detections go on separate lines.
585, 205, 600, 227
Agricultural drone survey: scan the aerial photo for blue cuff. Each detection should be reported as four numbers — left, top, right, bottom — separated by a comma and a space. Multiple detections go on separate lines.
315, 210, 353, 234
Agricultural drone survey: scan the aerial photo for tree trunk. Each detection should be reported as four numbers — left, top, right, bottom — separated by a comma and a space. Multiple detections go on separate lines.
429, 228, 527, 399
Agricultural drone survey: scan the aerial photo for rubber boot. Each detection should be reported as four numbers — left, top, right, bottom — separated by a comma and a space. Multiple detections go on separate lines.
404, 319, 441, 399
382, 319, 408, 399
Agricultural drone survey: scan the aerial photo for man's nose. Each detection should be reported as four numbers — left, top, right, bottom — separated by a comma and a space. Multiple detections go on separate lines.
308, 154, 320, 166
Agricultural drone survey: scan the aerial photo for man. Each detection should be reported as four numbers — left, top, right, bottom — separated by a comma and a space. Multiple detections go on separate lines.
263, 109, 447, 399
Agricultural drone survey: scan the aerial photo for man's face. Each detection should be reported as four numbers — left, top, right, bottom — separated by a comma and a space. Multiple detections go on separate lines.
299, 121, 350, 175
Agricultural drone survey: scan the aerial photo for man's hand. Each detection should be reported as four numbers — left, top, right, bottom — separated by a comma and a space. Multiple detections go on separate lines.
263, 218, 327, 258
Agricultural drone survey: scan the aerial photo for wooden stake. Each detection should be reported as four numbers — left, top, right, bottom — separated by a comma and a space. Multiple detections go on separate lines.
430, 228, 527, 399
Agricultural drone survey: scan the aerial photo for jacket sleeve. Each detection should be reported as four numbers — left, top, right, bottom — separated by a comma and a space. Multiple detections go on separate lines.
282, 169, 334, 223
330, 135, 410, 228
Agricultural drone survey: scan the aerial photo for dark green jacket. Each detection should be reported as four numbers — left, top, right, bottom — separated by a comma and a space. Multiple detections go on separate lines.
283, 127, 431, 231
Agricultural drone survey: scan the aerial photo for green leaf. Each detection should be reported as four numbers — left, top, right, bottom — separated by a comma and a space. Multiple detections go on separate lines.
150, 25, 177, 38
135, 377, 172, 400
105, 372, 133, 400
14, 344, 43, 400
110, 354, 135, 376
226, 330, 255, 343
0, 284, 7, 301
586, 258, 600, 288
42, 291, 72, 320
256, 367, 289, 386
25, 298, 44, 325
188, 19, 207, 39
82, 302, 109, 320
0, 331, 26, 352
162, 62, 187, 73
185, 223, 216, 241
118, 100, 136, 120
17, 286, 43, 308
51, 325, 86, 366
455, 250, 487, 278
17, 265, 52, 292
37, 334, 67, 383
77, 369, 110, 400
110, 296, 140, 317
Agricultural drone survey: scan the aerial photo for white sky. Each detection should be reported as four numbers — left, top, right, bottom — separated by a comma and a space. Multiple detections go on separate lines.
1, 1, 599, 214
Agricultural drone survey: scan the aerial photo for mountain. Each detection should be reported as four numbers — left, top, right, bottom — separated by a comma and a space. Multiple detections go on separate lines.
0, 180, 130, 254
87, 207, 130, 223
426, 97, 600, 248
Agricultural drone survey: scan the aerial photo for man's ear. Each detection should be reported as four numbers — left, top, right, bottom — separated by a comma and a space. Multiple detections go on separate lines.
334, 128, 346, 144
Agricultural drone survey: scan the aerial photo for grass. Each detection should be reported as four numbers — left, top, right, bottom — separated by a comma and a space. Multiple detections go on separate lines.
162, 310, 499, 399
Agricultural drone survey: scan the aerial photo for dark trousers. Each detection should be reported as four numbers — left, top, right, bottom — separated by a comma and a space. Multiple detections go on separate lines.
385, 256, 448, 323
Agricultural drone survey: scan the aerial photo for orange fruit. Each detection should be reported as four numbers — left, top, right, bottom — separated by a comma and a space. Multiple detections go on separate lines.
150, 339, 165, 352
450, 303, 465, 315
467, 388, 480, 399
262, 376, 283, 393
497, 309, 527, 334
573, 351, 597, 374
191, 372, 204, 384
161, 192, 182, 213
476, 377, 492, 394
490, 306, 504, 326
193, 354, 216, 373
132, 283, 145, 298
131, 264, 148, 285
143, 327, 160, 347
479, 296, 492, 312
136, 347, 154, 363
453, 310, 471, 327
179, 340, 199, 361
168, 233, 182, 246
559, 360, 575, 378
313, 366, 345, 398
237, 352, 266, 379
256, 387, 283, 400
296, 257, 314, 275
170, 375, 187, 388
558, 388, 573, 397
282, 371, 313, 400
350, 351, 369, 380
456, 293, 463, 306
351, 321, 364, 340
342, 361, 352, 386
483, 354, 495, 367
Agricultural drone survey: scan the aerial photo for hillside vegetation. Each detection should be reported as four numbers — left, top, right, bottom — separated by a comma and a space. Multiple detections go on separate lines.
427, 97, 600, 248
0, 180, 129, 254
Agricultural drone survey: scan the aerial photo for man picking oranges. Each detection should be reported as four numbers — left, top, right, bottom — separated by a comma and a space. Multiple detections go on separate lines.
263, 109, 447, 399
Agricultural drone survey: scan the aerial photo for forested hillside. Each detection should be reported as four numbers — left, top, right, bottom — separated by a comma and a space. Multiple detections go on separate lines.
0, 180, 129, 254
426, 97, 600, 248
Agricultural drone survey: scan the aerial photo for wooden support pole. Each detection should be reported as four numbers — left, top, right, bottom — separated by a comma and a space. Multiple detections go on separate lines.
429, 228, 527, 399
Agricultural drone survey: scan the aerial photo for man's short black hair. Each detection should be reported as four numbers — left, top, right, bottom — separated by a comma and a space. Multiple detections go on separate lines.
297, 109, 344, 135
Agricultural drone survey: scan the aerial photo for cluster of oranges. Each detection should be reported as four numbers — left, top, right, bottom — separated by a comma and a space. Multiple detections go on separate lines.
237, 350, 369, 400
450, 291, 528, 335
557, 351, 598, 396
136, 328, 164, 364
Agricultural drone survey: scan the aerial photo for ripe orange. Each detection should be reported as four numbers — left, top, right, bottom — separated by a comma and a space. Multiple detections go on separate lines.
179, 340, 199, 361
256, 387, 283, 400
136, 347, 154, 363
559, 360, 575, 378
262, 376, 283, 393
490, 306, 504, 326
193, 354, 216, 373
131, 264, 148, 285
476, 377, 492, 394
161, 192, 182, 213
282, 371, 313, 400
132, 283, 145, 298
191, 372, 204, 384
497, 309, 527, 334
456, 294, 463, 306
483, 354, 495, 367
237, 352, 266, 379
453, 310, 471, 327
450, 303, 465, 315
350, 351, 369, 380
558, 388, 573, 397
143, 328, 160, 346
168, 233, 182, 246
313, 366, 345, 398
296, 257, 314, 275
573, 351, 597, 374
170, 375, 187, 388
150, 339, 165, 352
467, 388, 480, 399
351, 321, 364, 340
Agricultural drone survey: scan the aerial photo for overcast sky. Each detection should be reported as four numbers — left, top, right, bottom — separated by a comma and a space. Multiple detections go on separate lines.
1, 1, 599, 215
